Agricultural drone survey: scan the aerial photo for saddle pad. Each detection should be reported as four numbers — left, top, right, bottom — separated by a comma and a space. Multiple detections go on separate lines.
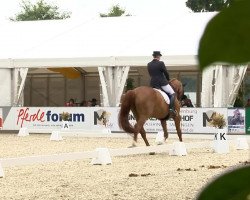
154, 89, 170, 104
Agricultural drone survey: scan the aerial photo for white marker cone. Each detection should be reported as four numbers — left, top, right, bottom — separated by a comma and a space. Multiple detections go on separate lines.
155, 131, 165, 145
213, 129, 229, 154
102, 128, 112, 134
0, 163, 4, 178
213, 140, 229, 154
18, 127, 29, 137
236, 138, 249, 150
50, 131, 63, 141
91, 148, 112, 165
169, 142, 187, 156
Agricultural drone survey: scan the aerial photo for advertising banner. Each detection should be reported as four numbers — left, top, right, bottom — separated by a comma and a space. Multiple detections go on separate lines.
111, 107, 228, 134
3, 107, 92, 130
166, 108, 228, 134
246, 108, 250, 134
0, 107, 243, 134
126, 108, 200, 133
227, 108, 245, 134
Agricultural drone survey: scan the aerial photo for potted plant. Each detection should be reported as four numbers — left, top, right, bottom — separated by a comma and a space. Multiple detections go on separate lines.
61, 112, 70, 121
60, 112, 70, 130
209, 112, 226, 129
209, 112, 229, 153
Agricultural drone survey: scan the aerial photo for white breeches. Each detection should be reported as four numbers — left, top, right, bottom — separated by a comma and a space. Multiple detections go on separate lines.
161, 84, 175, 95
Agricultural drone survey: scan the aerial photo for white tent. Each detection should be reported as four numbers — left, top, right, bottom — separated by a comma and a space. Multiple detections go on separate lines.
0, 12, 218, 106
202, 65, 247, 107
0, 12, 246, 107
0, 12, 217, 68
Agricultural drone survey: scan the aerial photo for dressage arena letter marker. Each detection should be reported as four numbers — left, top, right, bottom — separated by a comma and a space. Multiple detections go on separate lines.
220, 133, 226, 140
61, 121, 69, 130
214, 133, 218, 140
214, 133, 226, 140
213, 129, 229, 154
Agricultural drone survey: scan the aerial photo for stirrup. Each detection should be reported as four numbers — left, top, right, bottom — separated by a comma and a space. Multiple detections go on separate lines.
169, 109, 177, 116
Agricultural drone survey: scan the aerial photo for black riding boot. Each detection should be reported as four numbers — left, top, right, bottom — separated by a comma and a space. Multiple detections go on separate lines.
169, 93, 176, 115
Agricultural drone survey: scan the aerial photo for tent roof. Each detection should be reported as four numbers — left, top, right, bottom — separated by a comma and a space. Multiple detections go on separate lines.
0, 12, 217, 68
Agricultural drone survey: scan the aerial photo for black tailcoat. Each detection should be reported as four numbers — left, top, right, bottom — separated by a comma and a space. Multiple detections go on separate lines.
147, 59, 170, 89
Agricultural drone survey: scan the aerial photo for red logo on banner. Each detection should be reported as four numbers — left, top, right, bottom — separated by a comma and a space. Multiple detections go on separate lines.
17, 108, 45, 127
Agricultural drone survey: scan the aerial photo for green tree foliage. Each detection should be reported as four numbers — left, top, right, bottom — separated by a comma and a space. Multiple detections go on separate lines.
10, 0, 71, 21
197, 166, 250, 200
100, 4, 131, 17
198, 0, 250, 70
125, 78, 135, 91
186, 0, 233, 12
234, 84, 244, 107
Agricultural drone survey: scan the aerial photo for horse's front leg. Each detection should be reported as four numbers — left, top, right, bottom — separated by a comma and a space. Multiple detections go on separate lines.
173, 112, 182, 142
160, 120, 168, 141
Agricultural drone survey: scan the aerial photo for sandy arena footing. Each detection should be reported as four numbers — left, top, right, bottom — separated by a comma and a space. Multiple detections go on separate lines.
0, 133, 249, 200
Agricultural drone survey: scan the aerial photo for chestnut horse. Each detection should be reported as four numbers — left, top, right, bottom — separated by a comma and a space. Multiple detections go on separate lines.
119, 79, 183, 146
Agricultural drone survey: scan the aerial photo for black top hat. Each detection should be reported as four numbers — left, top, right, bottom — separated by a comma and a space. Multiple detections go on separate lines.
152, 51, 162, 57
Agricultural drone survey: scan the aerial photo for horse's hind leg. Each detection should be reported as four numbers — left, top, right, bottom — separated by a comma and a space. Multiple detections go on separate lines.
130, 109, 139, 147
140, 127, 150, 146
131, 132, 138, 147
133, 118, 147, 146
160, 120, 168, 141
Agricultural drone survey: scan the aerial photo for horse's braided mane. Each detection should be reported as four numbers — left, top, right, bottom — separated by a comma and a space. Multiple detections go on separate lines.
169, 78, 184, 101
170, 78, 177, 82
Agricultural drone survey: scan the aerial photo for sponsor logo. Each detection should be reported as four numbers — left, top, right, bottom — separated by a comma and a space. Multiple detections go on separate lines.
94, 109, 112, 127
203, 110, 223, 127
181, 115, 193, 121
46, 111, 84, 122
17, 108, 45, 127
17, 108, 85, 127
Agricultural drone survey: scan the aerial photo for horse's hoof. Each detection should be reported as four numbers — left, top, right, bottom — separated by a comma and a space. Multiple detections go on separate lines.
128, 145, 136, 148
149, 152, 156, 155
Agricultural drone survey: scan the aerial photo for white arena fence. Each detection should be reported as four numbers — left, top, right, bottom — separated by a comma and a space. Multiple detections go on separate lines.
0, 107, 249, 134
0, 141, 212, 168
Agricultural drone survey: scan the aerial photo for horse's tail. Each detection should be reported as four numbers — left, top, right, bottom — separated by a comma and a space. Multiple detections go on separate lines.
119, 90, 135, 134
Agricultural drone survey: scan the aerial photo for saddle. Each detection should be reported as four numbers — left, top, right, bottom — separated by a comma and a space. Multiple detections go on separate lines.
153, 89, 170, 104
153, 88, 171, 120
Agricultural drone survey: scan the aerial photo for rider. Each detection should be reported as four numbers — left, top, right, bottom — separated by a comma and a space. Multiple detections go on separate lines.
147, 51, 176, 115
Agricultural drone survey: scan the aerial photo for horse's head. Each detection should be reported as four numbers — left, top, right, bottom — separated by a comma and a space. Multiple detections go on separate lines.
169, 78, 184, 101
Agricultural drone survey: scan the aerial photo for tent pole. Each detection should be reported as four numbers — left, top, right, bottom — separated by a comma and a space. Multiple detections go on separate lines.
98, 67, 110, 106
98, 66, 130, 107
115, 66, 130, 106
12, 68, 28, 106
